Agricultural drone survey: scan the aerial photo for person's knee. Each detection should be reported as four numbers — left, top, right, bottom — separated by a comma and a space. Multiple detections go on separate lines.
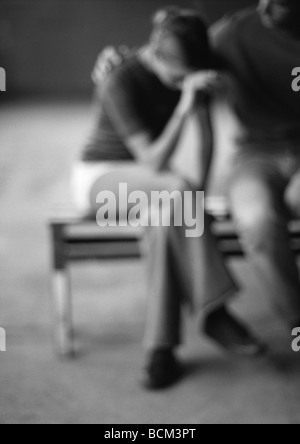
166, 175, 192, 194
231, 202, 280, 252
285, 185, 300, 219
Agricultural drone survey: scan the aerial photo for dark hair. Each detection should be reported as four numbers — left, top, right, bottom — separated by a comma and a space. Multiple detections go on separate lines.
151, 6, 211, 70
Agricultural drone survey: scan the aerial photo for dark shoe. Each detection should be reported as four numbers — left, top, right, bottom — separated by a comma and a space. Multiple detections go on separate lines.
203, 306, 268, 357
140, 349, 182, 390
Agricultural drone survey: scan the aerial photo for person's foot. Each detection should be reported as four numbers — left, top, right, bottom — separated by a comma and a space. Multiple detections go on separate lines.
140, 348, 182, 390
203, 306, 267, 357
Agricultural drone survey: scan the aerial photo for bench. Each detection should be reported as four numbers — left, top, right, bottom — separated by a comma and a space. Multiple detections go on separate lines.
49, 197, 300, 357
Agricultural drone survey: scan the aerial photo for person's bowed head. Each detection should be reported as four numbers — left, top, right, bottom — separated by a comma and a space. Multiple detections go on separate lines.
91, 7, 223, 100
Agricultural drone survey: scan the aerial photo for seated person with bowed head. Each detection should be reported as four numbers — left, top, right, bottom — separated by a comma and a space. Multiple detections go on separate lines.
73, 7, 264, 390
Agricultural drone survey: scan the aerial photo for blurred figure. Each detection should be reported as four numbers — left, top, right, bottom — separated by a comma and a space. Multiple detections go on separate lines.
73, 7, 264, 390
211, 0, 300, 329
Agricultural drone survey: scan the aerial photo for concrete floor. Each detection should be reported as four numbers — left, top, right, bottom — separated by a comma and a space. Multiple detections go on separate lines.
0, 100, 300, 424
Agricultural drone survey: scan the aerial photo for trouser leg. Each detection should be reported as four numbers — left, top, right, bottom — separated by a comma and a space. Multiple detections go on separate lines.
143, 223, 183, 349
144, 189, 238, 350
229, 161, 300, 326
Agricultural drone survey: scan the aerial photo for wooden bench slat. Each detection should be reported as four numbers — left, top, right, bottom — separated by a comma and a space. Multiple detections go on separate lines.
67, 242, 142, 260
65, 224, 143, 240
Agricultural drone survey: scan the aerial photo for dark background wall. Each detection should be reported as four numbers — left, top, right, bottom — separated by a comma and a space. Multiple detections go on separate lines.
0, 0, 255, 96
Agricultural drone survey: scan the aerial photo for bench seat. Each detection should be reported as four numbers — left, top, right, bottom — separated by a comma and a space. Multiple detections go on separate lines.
48, 197, 300, 357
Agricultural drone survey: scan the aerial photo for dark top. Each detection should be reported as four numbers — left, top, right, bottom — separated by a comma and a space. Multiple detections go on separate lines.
82, 55, 181, 162
211, 8, 300, 145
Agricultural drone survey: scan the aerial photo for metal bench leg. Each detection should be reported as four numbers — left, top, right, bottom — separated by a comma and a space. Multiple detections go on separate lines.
53, 269, 74, 357
51, 223, 75, 358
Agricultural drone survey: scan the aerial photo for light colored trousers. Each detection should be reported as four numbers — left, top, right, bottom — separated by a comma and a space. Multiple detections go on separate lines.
229, 143, 300, 327
72, 161, 237, 349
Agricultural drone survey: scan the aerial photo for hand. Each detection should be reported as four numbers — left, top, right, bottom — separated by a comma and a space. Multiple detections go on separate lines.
91, 46, 130, 85
177, 71, 221, 115
185, 70, 221, 94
